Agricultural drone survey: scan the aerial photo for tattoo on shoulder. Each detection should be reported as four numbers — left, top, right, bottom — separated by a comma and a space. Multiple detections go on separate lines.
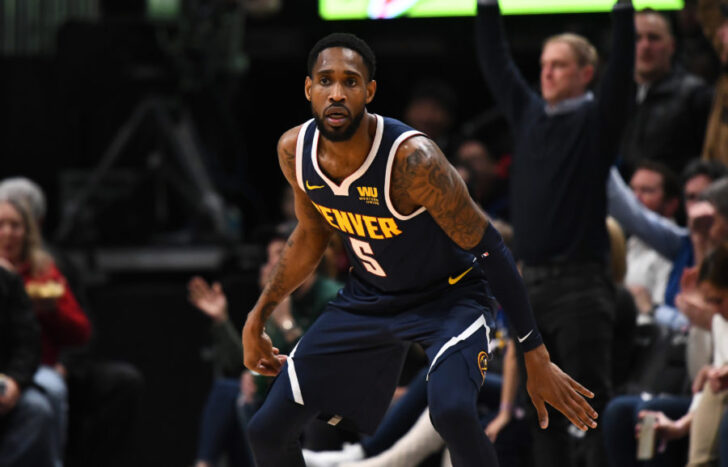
393, 141, 485, 248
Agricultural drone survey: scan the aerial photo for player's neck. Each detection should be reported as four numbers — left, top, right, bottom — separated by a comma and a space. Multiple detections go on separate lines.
317, 112, 377, 183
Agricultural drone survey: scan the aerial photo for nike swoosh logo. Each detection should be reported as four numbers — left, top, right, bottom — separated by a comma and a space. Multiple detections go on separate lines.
448, 267, 473, 285
517, 330, 533, 343
305, 180, 325, 190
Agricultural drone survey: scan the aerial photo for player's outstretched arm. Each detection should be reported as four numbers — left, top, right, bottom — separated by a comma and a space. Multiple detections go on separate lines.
391, 136, 598, 431
242, 127, 334, 376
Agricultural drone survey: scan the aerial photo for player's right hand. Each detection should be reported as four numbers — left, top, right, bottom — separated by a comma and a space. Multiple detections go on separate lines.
242, 320, 287, 376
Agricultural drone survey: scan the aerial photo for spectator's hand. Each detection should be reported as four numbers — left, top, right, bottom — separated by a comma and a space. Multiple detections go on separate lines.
0, 257, 15, 272
188, 276, 228, 323
242, 319, 286, 376
676, 290, 714, 330
0, 376, 21, 415
485, 410, 512, 442
524, 345, 597, 431
637, 410, 689, 441
707, 365, 728, 393
693, 365, 713, 393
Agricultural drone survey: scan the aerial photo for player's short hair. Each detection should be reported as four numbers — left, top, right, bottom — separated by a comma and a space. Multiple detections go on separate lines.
307, 33, 376, 81
0, 177, 46, 222
543, 33, 599, 69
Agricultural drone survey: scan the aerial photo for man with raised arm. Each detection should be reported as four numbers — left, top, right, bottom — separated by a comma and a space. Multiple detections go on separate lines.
475, 1, 634, 466
243, 32, 598, 467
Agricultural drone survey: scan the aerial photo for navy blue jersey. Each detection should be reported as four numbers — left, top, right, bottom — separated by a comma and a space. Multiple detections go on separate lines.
296, 115, 477, 295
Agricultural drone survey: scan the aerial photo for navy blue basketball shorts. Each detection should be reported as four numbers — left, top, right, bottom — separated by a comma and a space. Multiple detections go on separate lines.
274, 275, 496, 434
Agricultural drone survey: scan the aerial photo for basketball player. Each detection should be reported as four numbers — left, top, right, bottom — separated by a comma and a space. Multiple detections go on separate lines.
242, 33, 598, 467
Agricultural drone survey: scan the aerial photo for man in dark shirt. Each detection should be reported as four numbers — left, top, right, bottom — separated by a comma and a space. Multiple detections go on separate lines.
620, 9, 713, 175
0, 266, 58, 466
475, 1, 634, 466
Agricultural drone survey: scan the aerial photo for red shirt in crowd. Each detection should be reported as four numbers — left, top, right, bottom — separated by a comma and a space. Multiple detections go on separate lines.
19, 261, 91, 365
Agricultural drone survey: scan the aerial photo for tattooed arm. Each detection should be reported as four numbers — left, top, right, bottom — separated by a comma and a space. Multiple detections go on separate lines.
391, 136, 599, 432
390, 136, 487, 249
242, 126, 334, 376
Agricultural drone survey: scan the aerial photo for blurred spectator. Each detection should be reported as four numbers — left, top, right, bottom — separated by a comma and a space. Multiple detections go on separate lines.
685, 243, 728, 466
603, 177, 728, 467
606, 217, 639, 393
0, 197, 90, 461
625, 161, 681, 316
607, 161, 728, 328
476, 1, 634, 465
403, 79, 459, 157
0, 177, 144, 467
0, 265, 58, 467
453, 139, 508, 220
683, 160, 728, 213
623, 243, 728, 467
620, 8, 713, 175
698, 0, 728, 164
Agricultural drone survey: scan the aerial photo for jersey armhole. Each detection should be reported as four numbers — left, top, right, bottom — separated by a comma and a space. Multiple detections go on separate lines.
384, 131, 427, 221
295, 120, 314, 192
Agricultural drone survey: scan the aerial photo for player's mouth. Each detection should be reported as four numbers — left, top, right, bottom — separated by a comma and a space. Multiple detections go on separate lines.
325, 107, 350, 126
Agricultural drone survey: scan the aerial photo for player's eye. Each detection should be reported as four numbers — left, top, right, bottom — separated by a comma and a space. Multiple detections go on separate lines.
320, 77, 330, 85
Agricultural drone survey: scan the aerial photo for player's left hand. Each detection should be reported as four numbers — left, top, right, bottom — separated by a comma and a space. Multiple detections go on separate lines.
524, 344, 597, 431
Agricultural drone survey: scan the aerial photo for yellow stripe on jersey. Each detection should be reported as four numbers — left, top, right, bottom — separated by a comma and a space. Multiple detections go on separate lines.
312, 201, 402, 240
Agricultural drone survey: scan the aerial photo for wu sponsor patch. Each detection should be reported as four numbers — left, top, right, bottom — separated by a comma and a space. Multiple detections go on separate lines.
357, 186, 379, 205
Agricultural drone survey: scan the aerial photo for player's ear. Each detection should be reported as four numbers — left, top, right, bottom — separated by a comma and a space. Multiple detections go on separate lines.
366, 79, 377, 104
305, 76, 313, 102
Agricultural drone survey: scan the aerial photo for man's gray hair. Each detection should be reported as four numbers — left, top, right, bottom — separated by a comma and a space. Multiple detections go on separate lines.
702, 177, 728, 219
0, 177, 47, 222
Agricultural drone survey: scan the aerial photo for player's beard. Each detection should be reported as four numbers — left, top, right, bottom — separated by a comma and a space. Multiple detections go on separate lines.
312, 105, 365, 142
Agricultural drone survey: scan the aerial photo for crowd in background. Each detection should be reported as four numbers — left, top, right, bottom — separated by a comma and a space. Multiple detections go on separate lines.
2, 0, 728, 466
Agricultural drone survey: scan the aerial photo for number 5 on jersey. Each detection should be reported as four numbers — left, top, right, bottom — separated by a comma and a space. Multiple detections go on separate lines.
349, 238, 387, 277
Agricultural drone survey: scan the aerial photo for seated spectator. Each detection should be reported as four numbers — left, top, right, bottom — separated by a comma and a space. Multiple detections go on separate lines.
0, 197, 90, 461
0, 177, 144, 467
633, 243, 728, 467
607, 161, 728, 329
603, 177, 728, 467
685, 241, 728, 466
625, 161, 681, 317
0, 262, 58, 466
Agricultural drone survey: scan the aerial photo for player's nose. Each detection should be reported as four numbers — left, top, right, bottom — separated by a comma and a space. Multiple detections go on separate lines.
329, 82, 346, 101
